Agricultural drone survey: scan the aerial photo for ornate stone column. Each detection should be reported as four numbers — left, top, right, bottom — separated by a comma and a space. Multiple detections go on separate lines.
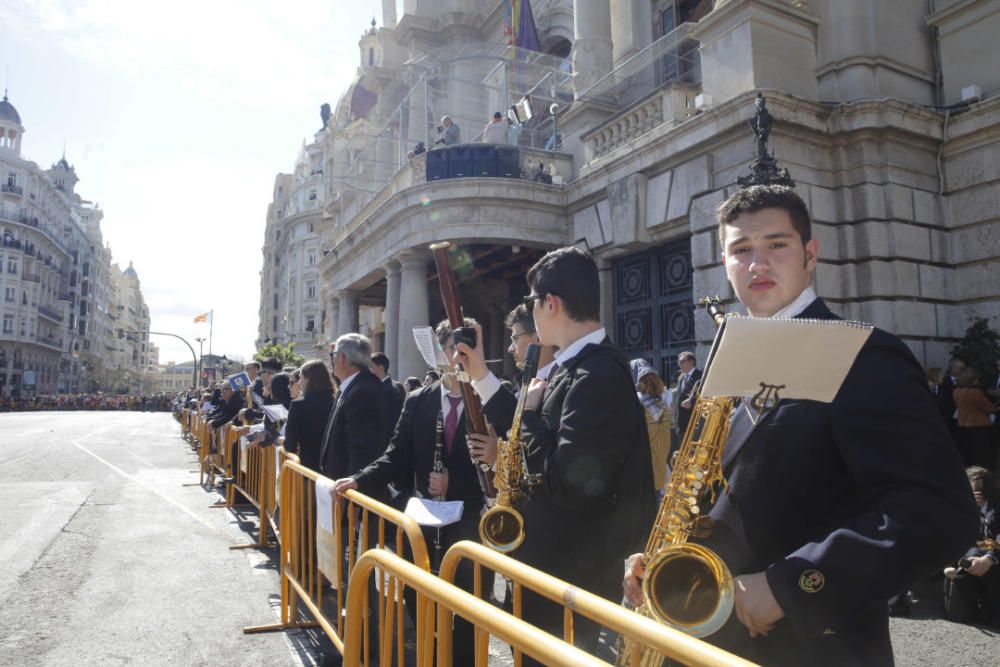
336, 289, 359, 336
383, 261, 402, 367
572, 0, 615, 97
395, 250, 432, 380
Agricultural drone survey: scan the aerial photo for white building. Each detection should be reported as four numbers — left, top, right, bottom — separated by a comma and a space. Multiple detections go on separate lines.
257, 0, 1000, 381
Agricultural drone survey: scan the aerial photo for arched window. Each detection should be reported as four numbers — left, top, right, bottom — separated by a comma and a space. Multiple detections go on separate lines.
368, 48, 375, 66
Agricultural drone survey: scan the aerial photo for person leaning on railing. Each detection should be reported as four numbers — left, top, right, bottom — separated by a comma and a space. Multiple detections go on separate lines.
282, 360, 336, 474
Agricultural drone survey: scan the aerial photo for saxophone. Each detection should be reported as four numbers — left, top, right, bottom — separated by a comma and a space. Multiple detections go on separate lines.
617, 298, 736, 667
479, 343, 542, 553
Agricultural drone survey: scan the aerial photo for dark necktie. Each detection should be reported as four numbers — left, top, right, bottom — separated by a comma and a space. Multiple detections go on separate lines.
545, 363, 560, 383
444, 394, 462, 454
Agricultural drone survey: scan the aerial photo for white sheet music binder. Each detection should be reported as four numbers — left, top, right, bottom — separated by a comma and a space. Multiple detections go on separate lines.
699, 316, 873, 404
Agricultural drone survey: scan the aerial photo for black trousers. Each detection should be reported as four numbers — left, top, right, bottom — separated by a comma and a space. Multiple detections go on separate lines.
401, 516, 486, 665
945, 547, 1000, 625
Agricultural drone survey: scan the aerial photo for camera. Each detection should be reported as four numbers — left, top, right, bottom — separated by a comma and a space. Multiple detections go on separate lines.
452, 326, 477, 350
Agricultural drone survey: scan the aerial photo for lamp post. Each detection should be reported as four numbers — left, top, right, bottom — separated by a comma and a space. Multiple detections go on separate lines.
119, 329, 199, 389
195, 336, 205, 387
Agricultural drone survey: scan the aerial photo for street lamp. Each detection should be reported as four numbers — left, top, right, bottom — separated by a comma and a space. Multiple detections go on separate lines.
119, 329, 198, 389
195, 336, 205, 387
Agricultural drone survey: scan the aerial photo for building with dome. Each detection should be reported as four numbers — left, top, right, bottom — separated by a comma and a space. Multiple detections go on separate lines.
259, 0, 1000, 381
1, 92, 143, 396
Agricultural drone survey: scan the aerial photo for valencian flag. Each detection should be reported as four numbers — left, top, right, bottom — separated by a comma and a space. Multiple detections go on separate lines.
193, 311, 210, 324
504, 0, 541, 51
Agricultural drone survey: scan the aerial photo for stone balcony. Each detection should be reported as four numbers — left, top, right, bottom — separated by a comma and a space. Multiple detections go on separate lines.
319, 145, 573, 291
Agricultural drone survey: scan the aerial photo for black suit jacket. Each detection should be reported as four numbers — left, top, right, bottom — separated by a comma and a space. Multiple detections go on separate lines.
703, 298, 978, 666
284, 391, 335, 473
318, 369, 388, 483
355, 382, 498, 513
208, 392, 243, 428
676, 367, 702, 434
382, 376, 405, 442
486, 337, 655, 596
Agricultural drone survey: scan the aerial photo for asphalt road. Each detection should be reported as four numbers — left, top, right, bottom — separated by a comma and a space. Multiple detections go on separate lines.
0, 411, 997, 666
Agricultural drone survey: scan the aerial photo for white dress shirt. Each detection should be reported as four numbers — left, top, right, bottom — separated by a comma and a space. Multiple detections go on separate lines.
337, 370, 360, 399
440, 384, 465, 421
770, 285, 817, 320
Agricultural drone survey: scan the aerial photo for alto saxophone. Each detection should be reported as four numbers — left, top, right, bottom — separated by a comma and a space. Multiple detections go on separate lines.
617, 298, 736, 667
479, 343, 542, 553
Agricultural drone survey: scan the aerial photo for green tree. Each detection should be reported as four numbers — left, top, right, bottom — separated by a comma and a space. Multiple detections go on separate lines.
254, 341, 305, 368
951, 318, 1000, 380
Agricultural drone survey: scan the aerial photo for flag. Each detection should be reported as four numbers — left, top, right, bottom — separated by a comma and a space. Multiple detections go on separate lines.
504, 0, 540, 51
193, 311, 210, 324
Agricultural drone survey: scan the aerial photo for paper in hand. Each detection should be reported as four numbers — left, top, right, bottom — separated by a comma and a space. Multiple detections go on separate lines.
412, 326, 449, 370
262, 404, 289, 422
404, 497, 464, 527
699, 316, 873, 404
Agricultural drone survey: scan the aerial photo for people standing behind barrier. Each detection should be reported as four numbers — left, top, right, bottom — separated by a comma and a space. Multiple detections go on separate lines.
369, 351, 405, 442
630, 359, 672, 496
208, 385, 243, 429
333, 318, 514, 666
240, 357, 282, 424
954, 368, 998, 470
459, 247, 656, 664
434, 115, 461, 146
944, 466, 1000, 626
422, 370, 440, 387
404, 376, 421, 393
284, 360, 336, 473
319, 334, 388, 488
482, 111, 508, 144
250, 372, 293, 448
672, 350, 701, 455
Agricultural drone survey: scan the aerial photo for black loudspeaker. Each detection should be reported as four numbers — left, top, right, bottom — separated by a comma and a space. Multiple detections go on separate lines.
496, 146, 519, 178
448, 145, 472, 178
426, 149, 449, 181
471, 145, 497, 177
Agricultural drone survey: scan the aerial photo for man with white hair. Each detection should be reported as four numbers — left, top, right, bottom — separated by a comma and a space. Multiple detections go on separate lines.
319, 333, 389, 485
436, 115, 461, 146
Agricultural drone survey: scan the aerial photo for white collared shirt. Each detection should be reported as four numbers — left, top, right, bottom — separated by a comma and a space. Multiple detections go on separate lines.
471, 356, 561, 405
338, 370, 360, 398
554, 327, 606, 366
770, 286, 817, 320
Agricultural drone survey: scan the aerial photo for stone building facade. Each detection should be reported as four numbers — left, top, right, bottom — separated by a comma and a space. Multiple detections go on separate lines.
259, 0, 1000, 381
0, 92, 147, 395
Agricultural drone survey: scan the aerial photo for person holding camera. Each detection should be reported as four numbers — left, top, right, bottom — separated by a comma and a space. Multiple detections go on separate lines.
944, 466, 1000, 626
435, 115, 461, 146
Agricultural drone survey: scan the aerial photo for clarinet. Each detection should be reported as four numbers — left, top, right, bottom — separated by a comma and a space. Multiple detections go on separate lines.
432, 410, 447, 569
429, 241, 497, 501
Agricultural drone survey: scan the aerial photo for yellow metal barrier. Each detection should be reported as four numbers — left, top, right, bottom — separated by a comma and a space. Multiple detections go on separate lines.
229, 434, 278, 550
344, 549, 609, 667
245, 459, 431, 667
439, 541, 757, 667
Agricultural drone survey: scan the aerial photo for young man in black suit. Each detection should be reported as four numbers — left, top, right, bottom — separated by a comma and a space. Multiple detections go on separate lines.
624, 184, 978, 666
369, 351, 405, 441
318, 333, 388, 485
461, 247, 656, 663
332, 318, 513, 664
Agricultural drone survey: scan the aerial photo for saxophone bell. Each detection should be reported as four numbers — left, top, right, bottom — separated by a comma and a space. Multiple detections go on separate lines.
642, 543, 734, 638
478, 343, 541, 553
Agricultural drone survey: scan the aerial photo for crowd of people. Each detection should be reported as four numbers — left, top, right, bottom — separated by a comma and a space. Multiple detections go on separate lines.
0, 392, 175, 412
180, 184, 995, 664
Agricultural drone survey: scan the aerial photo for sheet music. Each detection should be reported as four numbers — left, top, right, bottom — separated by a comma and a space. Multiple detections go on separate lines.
262, 404, 289, 422
412, 326, 449, 369
700, 316, 873, 403
404, 497, 464, 527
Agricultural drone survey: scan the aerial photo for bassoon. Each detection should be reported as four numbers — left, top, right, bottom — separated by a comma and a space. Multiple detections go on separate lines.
429, 241, 497, 500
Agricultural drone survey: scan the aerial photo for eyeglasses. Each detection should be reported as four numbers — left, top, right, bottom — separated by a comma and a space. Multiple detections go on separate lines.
509, 330, 535, 345
521, 292, 549, 313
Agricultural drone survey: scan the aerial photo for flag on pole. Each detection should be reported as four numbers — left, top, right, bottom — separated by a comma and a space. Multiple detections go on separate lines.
193, 311, 210, 324
504, 0, 540, 51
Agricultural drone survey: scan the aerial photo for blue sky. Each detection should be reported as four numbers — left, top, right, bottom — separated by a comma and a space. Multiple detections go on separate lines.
0, 0, 391, 365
